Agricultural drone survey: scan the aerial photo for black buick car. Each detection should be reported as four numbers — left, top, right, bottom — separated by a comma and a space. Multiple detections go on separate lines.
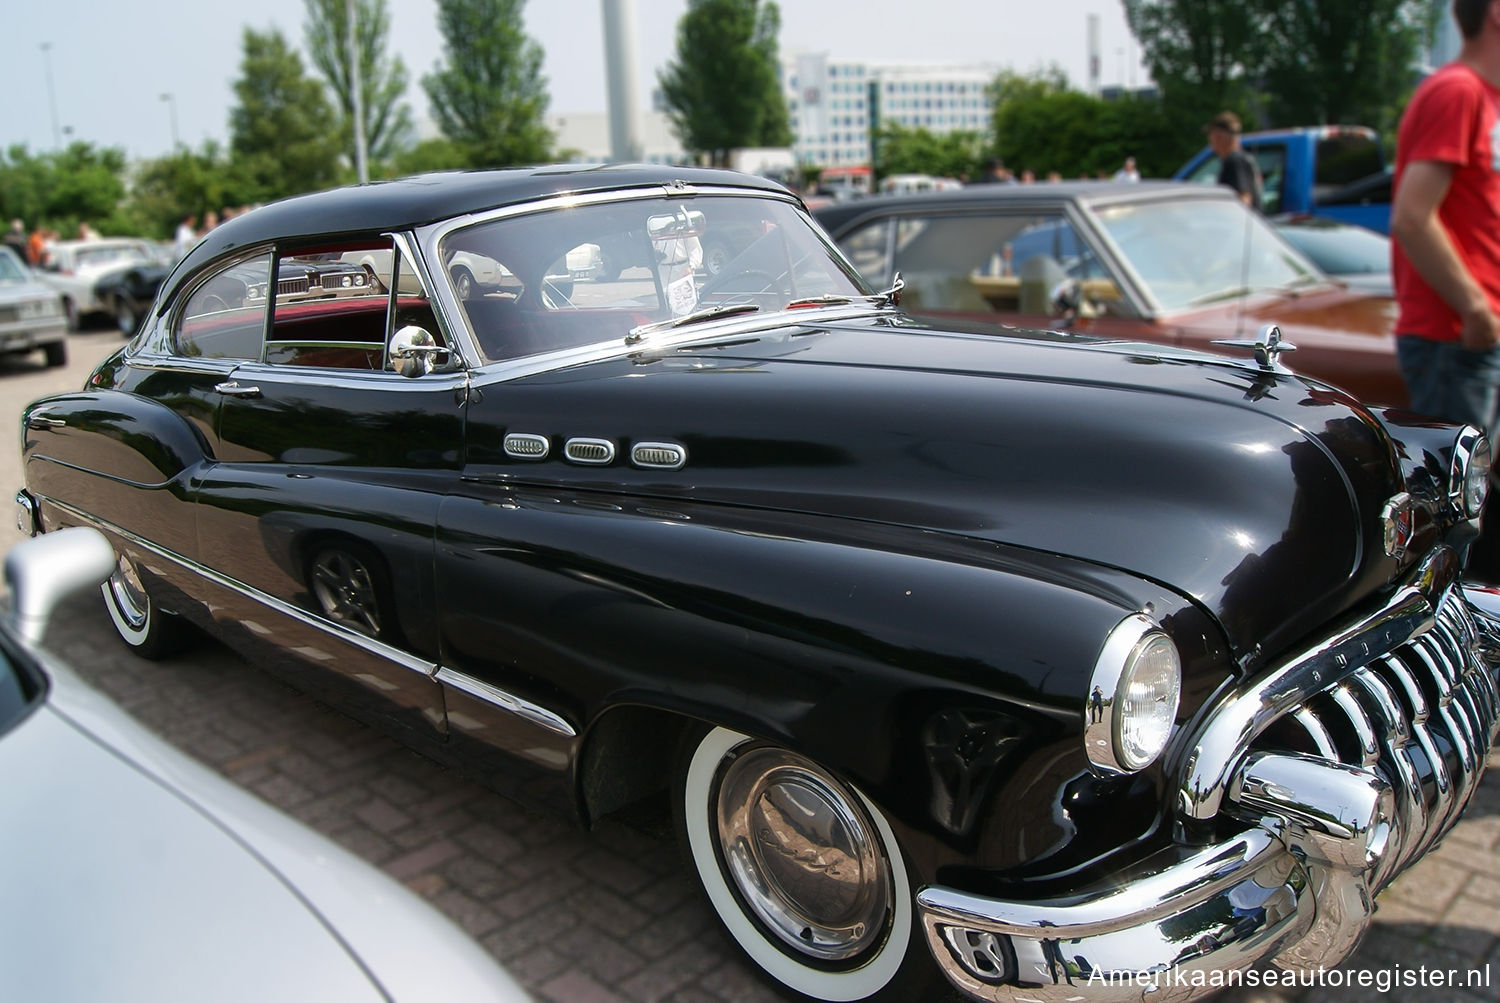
17, 165, 1500, 1003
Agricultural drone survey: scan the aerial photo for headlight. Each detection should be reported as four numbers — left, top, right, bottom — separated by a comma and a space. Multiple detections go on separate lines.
1451, 425, 1491, 520
1085, 614, 1182, 775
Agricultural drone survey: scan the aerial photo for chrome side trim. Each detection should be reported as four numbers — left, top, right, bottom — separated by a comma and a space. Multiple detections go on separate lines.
37, 494, 437, 679
434, 666, 576, 738
503, 432, 551, 460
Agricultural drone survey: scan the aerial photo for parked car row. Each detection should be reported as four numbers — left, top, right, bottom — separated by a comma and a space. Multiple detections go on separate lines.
0, 246, 67, 368
17, 164, 1500, 1003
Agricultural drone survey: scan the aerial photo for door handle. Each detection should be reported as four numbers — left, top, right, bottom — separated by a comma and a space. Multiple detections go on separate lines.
214, 381, 262, 398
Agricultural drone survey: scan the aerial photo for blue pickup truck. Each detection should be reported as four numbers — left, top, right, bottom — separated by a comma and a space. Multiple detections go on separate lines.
1174, 124, 1392, 233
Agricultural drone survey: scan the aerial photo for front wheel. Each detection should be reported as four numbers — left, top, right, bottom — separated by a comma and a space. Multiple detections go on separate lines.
677, 726, 939, 1002
102, 551, 193, 659
114, 297, 138, 336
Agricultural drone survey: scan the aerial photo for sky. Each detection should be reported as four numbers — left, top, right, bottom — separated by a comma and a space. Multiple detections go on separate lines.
0, 0, 1151, 161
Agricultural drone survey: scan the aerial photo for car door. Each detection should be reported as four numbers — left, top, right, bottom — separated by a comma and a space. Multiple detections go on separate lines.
194, 238, 462, 734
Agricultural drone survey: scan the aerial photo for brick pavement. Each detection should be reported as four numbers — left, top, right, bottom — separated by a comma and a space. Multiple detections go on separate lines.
26, 587, 1500, 1003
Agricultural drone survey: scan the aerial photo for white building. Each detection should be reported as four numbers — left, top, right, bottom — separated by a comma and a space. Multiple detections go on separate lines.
784, 53, 996, 169
547, 111, 689, 165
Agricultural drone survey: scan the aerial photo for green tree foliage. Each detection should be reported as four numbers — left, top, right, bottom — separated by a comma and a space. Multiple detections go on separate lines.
987, 74, 1190, 180
1122, 0, 1262, 126
229, 27, 344, 200
123, 142, 260, 239
304, 0, 414, 167
873, 124, 987, 181
422, 0, 552, 168
659, 0, 791, 166
1254, 0, 1436, 135
388, 138, 472, 177
0, 143, 130, 236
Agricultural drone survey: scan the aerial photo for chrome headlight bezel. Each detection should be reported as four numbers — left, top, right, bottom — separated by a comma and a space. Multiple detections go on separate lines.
1084, 614, 1183, 776
1450, 425, 1491, 521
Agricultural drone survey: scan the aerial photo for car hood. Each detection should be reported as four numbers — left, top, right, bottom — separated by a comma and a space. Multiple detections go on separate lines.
0, 278, 60, 305
0, 661, 526, 1003
491, 315, 1408, 667
1175, 283, 1397, 335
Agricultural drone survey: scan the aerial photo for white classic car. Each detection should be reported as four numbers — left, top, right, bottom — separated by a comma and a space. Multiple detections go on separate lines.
40, 237, 167, 329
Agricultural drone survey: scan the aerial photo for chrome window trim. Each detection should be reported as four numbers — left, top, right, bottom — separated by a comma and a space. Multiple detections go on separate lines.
137, 243, 276, 362
37, 494, 437, 679
434, 666, 576, 737
210, 359, 470, 394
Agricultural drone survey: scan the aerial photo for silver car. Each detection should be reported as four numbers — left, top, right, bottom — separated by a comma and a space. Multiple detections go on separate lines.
0, 528, 531, 1003
0, 247, 67, 367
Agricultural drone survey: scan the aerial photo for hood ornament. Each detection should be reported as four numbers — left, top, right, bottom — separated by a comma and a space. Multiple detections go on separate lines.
1213, 324, 1298, 371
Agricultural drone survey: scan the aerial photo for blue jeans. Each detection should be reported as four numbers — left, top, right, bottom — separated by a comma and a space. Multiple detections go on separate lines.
1396, 335, 1500, 435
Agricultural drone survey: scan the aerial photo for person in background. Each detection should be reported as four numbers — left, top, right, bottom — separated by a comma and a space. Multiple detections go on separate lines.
3, 219, 29, 262
1206, 111, 1262, 209
1391, 0, 1500, 580
173, 213, 198, 260
199, 210, 219, 236
978, 157, 1015, 184
76, 221, 100, 241
26, 225, 46, 266
1113, 156, 1141, 182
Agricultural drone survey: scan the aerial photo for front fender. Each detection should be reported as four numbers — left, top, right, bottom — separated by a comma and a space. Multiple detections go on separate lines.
22, 390, 207, 559
435, 484, 1233, 884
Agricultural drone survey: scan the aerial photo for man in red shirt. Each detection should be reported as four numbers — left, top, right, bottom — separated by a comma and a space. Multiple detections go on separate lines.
1392, 0, 1500, 434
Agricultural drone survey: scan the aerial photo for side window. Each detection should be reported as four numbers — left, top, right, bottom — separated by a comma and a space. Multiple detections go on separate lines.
890, 212, 1123, 318
176, 252, 271, 360
833, 218, 893, 287
266, 241, 400, 370
1252, 144, 1287, 215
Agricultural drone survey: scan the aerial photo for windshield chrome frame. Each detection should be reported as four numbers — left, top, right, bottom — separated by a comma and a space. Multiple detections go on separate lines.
414, 185, 879, 383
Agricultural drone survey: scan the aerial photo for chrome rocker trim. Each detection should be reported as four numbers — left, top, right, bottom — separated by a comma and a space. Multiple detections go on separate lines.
918, 548, 1500, 1002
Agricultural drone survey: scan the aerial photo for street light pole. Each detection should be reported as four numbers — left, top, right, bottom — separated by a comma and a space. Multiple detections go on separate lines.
40, 42, 60, 149
347, 0, 369, 183
160, 93, 179, 151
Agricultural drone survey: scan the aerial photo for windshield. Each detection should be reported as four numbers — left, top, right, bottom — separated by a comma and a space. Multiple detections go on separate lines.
74, 244, 149, 270
1094, 198, 1321, 313
0, 248, 27, 283
1275, 220, 1390, 277
439, 194, 868, 364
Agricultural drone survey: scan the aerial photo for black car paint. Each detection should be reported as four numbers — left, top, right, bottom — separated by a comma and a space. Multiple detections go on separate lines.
22, 169, 1474, 911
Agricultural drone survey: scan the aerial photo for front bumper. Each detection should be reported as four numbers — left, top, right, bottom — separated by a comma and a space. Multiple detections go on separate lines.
918, 558, 1500, 1002
0, 316, 66, 352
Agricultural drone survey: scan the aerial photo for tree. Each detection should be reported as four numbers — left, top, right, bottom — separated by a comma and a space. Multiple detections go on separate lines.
0, 143, 130, 236
124, 142, 260, 239
422, 0, 552, 168
658, 0, 791, 166
304, 0, 414, 168
873, 124, 987, 181
229, 27, 344, 200
1122, 0, 1263, 126
1254, 0, 1436, 134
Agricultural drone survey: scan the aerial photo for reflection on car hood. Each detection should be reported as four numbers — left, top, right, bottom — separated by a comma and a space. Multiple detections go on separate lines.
505, 316, 1405, 666
0, 660, 526, 1003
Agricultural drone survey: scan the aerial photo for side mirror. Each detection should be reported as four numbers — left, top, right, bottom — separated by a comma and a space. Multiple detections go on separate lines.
389, 325, 443, 378
5, 527, 118, 646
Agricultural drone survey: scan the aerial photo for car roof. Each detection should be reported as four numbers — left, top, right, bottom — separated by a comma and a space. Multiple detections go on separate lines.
168, 164, 790, 303
810, 180, 1236, 234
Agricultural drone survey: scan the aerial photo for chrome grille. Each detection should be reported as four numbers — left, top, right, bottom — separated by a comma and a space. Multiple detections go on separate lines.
1250, 594, 1499, 889
0, 305, 18, 324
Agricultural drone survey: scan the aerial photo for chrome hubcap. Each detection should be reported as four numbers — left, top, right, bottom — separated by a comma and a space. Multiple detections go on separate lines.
108, 554, 149, 630
310, 551, 381, 637
714, 746, 892, 962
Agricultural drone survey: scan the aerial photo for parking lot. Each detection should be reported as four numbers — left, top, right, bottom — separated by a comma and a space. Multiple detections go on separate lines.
6, 330, 1500, 1002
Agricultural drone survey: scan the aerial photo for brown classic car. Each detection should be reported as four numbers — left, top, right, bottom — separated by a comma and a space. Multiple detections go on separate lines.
813, 181, 1405, 407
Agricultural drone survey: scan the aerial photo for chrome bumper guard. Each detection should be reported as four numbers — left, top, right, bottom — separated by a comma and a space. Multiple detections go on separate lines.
919, 552, 1500, 1003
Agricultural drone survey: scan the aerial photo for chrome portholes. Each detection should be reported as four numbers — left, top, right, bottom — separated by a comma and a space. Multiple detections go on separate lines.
503, 432, 550, 460
563, 438, 616, 465
631, 441, 687, 470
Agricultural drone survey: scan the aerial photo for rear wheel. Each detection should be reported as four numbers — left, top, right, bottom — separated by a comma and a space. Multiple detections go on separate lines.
102, 551, 193, 659
62, 297, 80, 332
451, 266, 475, 299
114, 297, 138, 336
42, 341, 66, 367
677, 726, 939, 1002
